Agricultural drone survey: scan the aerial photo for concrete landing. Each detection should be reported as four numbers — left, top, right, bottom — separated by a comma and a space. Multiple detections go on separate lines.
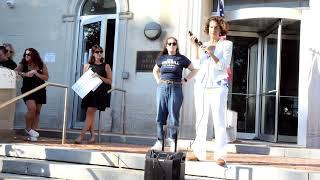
10, 129, 320, 160
0, 135, 320, 180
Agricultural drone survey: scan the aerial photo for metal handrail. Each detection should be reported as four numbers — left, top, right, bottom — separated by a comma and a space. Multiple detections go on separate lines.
245, 90, 277, 99
0, 82, 69, 144
108, 88, 126, 93
97, 87, 127, 143
229, 91, 298, 99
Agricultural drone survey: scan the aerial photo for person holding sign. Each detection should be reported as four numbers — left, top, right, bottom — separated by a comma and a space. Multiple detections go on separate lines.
15, 48, 49, 141
75, 45, 112, 144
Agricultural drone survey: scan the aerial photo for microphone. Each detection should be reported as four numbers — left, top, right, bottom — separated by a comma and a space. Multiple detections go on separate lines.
188, 31, 208, 54
188, 31, 203, 47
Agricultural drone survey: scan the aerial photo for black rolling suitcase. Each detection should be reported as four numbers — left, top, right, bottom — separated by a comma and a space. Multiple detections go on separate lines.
144, 126, 186, 180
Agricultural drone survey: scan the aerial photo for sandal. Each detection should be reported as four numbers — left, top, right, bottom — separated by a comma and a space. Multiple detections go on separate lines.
88, 138, 95, 144
74, 136, 84, 144
216, 158, 226, 166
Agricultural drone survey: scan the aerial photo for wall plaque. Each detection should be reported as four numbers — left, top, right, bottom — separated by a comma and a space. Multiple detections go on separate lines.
136, 51, 160, 72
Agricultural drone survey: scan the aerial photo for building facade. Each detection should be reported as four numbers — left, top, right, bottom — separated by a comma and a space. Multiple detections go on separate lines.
0, 0, 319, 147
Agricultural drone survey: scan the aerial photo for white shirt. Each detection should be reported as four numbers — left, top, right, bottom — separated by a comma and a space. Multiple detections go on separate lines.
194, 39, 233, 88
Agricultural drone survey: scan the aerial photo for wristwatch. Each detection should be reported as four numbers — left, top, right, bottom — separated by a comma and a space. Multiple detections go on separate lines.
183, 78, 188, 82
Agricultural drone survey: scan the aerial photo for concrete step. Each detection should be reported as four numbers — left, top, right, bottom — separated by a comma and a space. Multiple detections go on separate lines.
0, 156, 143, 180
0, 156, 223, 180
11, 129, 320, 160
0, 143, 320, 180
0, 173, 57, 179
0, 156, 319, 180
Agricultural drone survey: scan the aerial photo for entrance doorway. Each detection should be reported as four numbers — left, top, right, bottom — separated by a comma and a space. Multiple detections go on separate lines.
72, 15, 116, 130
227, 18, 300, 143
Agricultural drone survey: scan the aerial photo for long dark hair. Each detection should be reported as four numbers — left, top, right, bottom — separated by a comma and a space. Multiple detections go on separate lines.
158, 37, 180, 57
20, 48, 43, 69
88, 45, 104, 64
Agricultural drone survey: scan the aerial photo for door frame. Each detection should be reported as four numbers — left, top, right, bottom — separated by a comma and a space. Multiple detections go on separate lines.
228, 31, 262, 140
225, 8, 301, 143
71, 14, 118, 129
228, 20, 300, 142
259, 19, 282, 142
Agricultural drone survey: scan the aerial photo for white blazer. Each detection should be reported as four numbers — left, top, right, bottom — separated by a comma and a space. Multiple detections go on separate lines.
194, 39, 233, 88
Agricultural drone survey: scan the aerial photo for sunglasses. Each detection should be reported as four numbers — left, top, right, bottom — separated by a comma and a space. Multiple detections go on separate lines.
94, 50, 103, 54
167, 42, 177, 46
25, 53, 31, 56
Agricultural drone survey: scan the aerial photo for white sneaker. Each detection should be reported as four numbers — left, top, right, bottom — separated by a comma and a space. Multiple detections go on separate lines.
28, 136, 38, 142
30, 129, 39, 137
151, 140, 162, 151
166, 138, 176, 152
25, 129, 39, 138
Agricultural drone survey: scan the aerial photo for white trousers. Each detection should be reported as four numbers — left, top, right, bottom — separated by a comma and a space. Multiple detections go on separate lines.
193, 85, 228, 160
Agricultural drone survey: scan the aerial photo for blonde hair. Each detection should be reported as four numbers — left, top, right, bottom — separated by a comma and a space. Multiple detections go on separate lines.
3, 43, 15, 59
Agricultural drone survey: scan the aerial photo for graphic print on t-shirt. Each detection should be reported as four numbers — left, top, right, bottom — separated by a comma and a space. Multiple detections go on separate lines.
161, 58, 179, 68
157, 55, 191, 81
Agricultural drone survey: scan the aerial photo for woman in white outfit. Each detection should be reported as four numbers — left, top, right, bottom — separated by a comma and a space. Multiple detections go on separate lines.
190, 16, 233, 166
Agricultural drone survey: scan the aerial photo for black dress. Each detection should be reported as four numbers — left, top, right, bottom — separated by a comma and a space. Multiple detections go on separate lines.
81, 63, 111, 111
21, 63, 46, 104
0, 59, 17, 70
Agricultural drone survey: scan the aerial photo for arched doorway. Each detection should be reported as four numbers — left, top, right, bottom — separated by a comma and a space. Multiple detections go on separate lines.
225, 8, 301, 143
72, 0, 118, 130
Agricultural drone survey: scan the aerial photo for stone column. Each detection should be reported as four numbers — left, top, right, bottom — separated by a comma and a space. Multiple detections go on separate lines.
298, 0, 320, 147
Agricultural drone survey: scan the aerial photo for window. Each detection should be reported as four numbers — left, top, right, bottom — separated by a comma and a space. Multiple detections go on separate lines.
82, 0, 116, 15
212, 0, 309, 13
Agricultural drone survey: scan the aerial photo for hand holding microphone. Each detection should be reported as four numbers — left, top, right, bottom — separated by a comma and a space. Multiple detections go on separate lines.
188, 31, 210, 54
188, 31, 204, 47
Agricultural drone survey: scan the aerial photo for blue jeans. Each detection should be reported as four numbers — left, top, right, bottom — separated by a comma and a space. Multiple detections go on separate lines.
156, 82, 183, 140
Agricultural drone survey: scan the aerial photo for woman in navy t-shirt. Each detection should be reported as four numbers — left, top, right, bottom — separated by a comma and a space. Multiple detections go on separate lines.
151, 37, 198, 151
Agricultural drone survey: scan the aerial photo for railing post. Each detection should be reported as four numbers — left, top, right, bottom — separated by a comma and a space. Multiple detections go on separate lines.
107, 88, 127, 135
62, 87, 68, 144
98, 111, 102, 144
122, 91, 127, 135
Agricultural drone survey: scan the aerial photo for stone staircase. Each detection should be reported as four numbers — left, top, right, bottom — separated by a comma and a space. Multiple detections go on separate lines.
0, 143, 217, 180
0, 139, 319, 180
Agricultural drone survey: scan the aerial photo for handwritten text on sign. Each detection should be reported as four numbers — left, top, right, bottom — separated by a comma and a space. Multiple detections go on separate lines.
71, 68, 102, 99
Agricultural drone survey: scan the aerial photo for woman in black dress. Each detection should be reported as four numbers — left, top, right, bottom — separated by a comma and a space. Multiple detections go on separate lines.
15, 48, 49, 141
75, 45, 112, 144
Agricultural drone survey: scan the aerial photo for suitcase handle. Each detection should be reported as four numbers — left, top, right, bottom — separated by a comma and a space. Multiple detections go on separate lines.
163, 125, 179, 152
150, 150, 176, 160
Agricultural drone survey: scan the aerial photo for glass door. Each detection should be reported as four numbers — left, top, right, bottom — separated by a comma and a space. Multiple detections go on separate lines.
247, 40, 259, 137
72, 15, 116, 129
277, 21, 300, 142
278, 38, 299, 142
228, 18, 300, 143
227, 34, 259, 139
259, 20, 282, 142
259, 19, 300, 142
